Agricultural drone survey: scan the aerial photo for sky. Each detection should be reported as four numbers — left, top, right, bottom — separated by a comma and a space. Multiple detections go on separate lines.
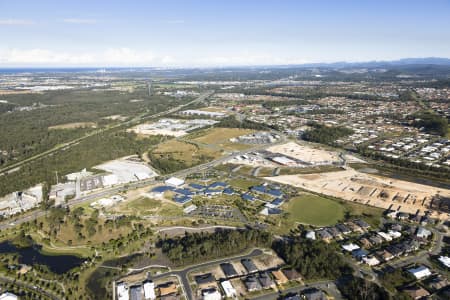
0, 0, 449, 67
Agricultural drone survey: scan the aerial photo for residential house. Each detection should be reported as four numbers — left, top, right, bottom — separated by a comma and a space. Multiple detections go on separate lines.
241, 259, 258, 274
258, 272, 275, 289
220, 263, 238, 278
402, 285, 430, 300
408, 266, 432, 280
195, 273, 216, 289
271, 270, 288, 285
244, 276, 262, 292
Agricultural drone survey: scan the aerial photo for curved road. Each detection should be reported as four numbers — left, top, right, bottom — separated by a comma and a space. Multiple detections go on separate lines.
149, 249, 263, 300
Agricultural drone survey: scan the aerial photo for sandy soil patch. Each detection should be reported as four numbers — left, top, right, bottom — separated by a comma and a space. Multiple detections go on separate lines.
267, 142, 340, 164
265, 168, 450, 219
48, 122, 96, 130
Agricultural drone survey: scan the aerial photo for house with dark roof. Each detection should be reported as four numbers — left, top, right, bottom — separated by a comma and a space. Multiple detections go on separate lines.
194, 273, 216, 289
244, 276, 262, 292
130, 285, 143, 300
258, 272, 275, 289
220, 263, 238, 278
354, 219, 370, 229
336, 224, 351, 234
283, 293, 301, 300
352, 249, 369, 260
316, 229, 332, 242
241, 258, 258, 273
282, 269, 302, 282
301, 288, 327, 300
326, 227, 342, 238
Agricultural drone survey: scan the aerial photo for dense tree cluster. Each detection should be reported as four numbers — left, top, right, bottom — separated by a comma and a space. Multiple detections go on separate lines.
272, 238, 351, 280
0, 131, 162, 196
412, 110, 449, 136
302, 122, 354, 146
215, 115, 274, 130
0, 89, 183, 166
158, 229, 272, 265
338, 275, 391, 300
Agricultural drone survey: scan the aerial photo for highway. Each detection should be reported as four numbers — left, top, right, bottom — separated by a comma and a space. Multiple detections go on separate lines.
0, 117, 286, 231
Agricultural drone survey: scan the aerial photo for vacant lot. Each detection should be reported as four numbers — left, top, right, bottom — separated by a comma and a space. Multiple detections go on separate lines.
150, 139, 222, 168
48, 122, 96, 130
284, 194, 345, 226
191, 127, 255, 151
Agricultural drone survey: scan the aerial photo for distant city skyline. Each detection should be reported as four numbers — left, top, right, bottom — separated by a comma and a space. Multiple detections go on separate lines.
1, 0, 449, 67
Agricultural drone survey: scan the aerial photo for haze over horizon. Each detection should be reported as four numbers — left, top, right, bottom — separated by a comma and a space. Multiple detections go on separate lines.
1, 0, 450, 67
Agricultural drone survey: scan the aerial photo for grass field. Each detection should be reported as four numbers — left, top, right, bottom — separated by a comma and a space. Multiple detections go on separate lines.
283, 194, 345, 227
150, 139, 222, 166
191, 127, 255, 151
117, 197, 183, 217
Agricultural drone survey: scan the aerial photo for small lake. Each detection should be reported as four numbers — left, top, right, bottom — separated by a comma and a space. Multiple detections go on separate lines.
0, 241, 85, 274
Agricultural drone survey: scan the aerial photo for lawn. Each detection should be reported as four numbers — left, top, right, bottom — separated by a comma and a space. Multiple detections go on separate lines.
118, 197, 183, 217
283, 194, 345, 227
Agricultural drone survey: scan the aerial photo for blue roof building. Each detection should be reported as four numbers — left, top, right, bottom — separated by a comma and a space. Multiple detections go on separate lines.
251, 185, 267, 194
174, 195, 192, 204
223, 188, 235, 195
189, 183, 206, 190
174, 188, 194, 196
209, 181, 228, 189
271, 198, 284, 207
267, 189, 283, 197
150, 186, 174, 193
204, 188, 222, 196
242, 193, 255, 202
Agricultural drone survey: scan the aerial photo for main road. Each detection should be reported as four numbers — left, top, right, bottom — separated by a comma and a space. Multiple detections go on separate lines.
0, 112, 286, 231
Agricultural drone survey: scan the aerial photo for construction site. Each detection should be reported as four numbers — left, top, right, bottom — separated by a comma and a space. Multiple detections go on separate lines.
266, 168, 450, 219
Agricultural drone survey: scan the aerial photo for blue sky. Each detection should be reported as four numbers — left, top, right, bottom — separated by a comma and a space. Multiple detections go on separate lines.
0, 0, 449, 67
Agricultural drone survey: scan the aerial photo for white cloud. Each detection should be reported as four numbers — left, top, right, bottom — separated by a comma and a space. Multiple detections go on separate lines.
0, 48, 314, 67
63, 18, 98, 24
0, 19, 35, 25
0, 48, 157, 66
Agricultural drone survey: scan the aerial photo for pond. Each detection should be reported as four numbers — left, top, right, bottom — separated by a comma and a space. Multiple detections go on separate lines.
0, 241, 85, 274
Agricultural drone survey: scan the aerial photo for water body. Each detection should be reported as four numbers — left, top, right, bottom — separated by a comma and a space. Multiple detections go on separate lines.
0, 241, 84, 274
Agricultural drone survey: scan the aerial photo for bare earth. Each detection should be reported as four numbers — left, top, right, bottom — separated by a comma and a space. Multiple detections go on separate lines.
267, 141, 340, 164
265, 168, 450, 220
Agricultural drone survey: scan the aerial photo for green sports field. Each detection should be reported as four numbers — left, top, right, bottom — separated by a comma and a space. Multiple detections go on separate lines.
284, 194, 345, 226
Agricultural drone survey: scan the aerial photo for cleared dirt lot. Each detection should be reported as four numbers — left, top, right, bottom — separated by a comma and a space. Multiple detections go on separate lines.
267, 141, 340, 165
266, 168, 450, 219
48, 122, 96, 129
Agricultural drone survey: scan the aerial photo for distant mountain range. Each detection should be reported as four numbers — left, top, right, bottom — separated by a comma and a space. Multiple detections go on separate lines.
282, 57, 450, 69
